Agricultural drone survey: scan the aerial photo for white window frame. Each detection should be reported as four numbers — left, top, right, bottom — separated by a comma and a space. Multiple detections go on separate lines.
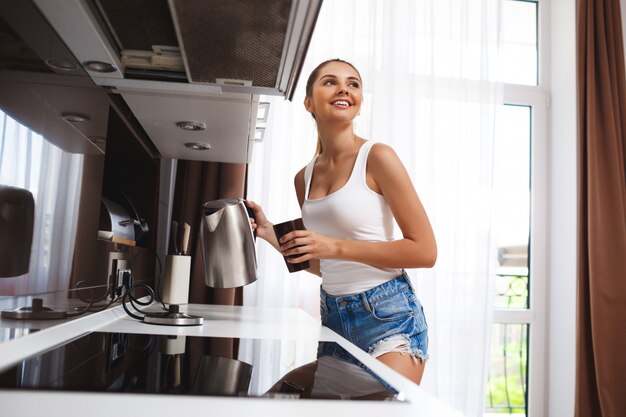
495, 84, 548, 417
491, 1, 549, 416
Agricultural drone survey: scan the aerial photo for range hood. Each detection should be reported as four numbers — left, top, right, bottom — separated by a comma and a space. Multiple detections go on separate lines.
32, 0, 322, 162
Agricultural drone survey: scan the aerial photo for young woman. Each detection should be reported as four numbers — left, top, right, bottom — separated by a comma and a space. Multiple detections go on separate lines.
246, 59, 437, 384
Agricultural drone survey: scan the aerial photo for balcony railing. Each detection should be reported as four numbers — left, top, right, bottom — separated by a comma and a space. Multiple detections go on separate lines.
486, 273, 529, 416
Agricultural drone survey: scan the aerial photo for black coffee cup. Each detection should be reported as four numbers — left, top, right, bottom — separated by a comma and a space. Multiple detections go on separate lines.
273, 218, 311, 273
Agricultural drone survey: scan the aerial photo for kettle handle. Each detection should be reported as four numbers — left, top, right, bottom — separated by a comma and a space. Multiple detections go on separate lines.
245, 204, 257, 240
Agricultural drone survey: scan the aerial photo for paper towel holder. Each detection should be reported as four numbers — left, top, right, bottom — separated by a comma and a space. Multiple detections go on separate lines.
0, 185, 67, 320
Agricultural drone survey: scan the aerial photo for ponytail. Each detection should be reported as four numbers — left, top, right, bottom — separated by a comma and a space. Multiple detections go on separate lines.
315, 136, 323, 156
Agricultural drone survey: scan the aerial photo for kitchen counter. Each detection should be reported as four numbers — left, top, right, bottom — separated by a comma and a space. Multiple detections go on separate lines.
0, 302, 463, 417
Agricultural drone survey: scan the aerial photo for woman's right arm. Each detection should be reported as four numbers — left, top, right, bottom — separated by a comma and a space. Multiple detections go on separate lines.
245, 169, 321, 277
245, 200, 280, 250
294, 169, 321, 277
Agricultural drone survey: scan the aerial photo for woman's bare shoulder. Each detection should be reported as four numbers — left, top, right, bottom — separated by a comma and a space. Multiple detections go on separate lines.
368, 142, 401, 170
294, 166, 306, 185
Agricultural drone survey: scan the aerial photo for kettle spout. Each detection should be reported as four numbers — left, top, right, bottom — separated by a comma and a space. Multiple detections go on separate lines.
203, 207, 224, 232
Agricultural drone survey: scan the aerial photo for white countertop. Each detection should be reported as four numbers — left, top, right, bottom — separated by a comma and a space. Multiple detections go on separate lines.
0, 302, 463, 417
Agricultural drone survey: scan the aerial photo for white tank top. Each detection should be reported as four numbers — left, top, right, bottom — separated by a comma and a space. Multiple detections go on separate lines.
301, 140, 401, 296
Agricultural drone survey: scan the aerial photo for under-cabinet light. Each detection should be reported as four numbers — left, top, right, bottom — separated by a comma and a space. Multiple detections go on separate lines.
44, 57, 78, 71
176, 121, 206, 131
61, 113, 89, 123
83, 61, 117, 73
184, 142, 211, 151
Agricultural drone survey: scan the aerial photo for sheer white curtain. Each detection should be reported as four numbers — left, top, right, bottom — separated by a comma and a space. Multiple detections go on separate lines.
244, 0, 501, 415
0, 110, 83, 295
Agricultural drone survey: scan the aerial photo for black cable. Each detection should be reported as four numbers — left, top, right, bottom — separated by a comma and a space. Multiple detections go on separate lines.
74, 280, 111, 303
86, 294, 122, 313
128, 247, 167, 311
74, 281, 114, 305
71, 281, 122, 313
69, 247, 167, 321
65, 288, 96, 318
67, 282, 108, 317
117, 332, 154, 353
121, 283, 156, 321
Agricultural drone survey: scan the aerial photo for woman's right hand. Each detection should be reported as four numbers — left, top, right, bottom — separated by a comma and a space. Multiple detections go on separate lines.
245, 200, 276, 245
245, 199, 321, 276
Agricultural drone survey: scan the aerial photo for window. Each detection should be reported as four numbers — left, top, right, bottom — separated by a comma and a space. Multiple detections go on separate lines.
486, 1, 546, 416
0, 110, 84, 295
499, 0, 539, 85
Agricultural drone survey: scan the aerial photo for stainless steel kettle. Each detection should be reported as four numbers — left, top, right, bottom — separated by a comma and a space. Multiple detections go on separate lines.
200, 198, 257, 288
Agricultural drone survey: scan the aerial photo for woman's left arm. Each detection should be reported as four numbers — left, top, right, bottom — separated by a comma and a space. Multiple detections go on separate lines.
279, 144, 437, 269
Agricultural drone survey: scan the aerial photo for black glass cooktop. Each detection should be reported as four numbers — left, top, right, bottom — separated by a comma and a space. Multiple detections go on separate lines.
0, 332, 401, 401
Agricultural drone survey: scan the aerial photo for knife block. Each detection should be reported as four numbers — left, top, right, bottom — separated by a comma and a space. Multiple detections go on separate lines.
161, 255, 191, 305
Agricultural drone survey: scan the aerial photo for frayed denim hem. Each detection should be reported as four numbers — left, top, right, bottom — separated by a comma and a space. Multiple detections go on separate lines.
368, 334, 429, 363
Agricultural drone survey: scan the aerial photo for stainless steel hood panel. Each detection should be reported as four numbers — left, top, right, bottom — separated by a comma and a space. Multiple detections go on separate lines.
0, 1, 110, 155
0, 72, 108, 155
31, 0, 124, 82
117, 89, 258, 163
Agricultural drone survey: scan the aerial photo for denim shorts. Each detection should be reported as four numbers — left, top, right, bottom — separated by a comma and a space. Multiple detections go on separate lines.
320, 271, 429, 361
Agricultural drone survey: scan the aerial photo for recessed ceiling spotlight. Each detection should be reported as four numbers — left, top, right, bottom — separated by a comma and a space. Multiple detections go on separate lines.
61, 113, 90, 123
176, 121, 206, 131
82, 61, 117, 73
184, 142, 211, 151
44, 57, 78, 71
89, 136, 106, 144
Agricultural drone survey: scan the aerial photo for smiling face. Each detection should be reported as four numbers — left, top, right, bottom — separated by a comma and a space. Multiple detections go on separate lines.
304, 60, 363, 124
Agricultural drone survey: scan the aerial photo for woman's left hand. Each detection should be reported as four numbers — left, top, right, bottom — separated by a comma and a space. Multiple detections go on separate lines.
278, 229, 339, 263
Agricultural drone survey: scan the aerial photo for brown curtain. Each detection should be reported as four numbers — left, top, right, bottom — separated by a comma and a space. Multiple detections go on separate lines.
576, 0, 626, 416
171, 161, 247, 306
171, 160, 247, 375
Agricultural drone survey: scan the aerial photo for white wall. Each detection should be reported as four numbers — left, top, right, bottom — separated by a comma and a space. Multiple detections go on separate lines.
546, 0, 577, 416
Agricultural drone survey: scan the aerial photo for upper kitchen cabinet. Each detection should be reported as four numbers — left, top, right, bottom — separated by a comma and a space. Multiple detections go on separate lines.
0, 1, 109, 155
32, 0, 323, 163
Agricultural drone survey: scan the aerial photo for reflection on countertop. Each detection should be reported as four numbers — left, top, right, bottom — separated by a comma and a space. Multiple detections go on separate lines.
0, 327, 40, 343
0, 303, 465, 417
0, 332, 400, 402
0, 284, 122, 339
